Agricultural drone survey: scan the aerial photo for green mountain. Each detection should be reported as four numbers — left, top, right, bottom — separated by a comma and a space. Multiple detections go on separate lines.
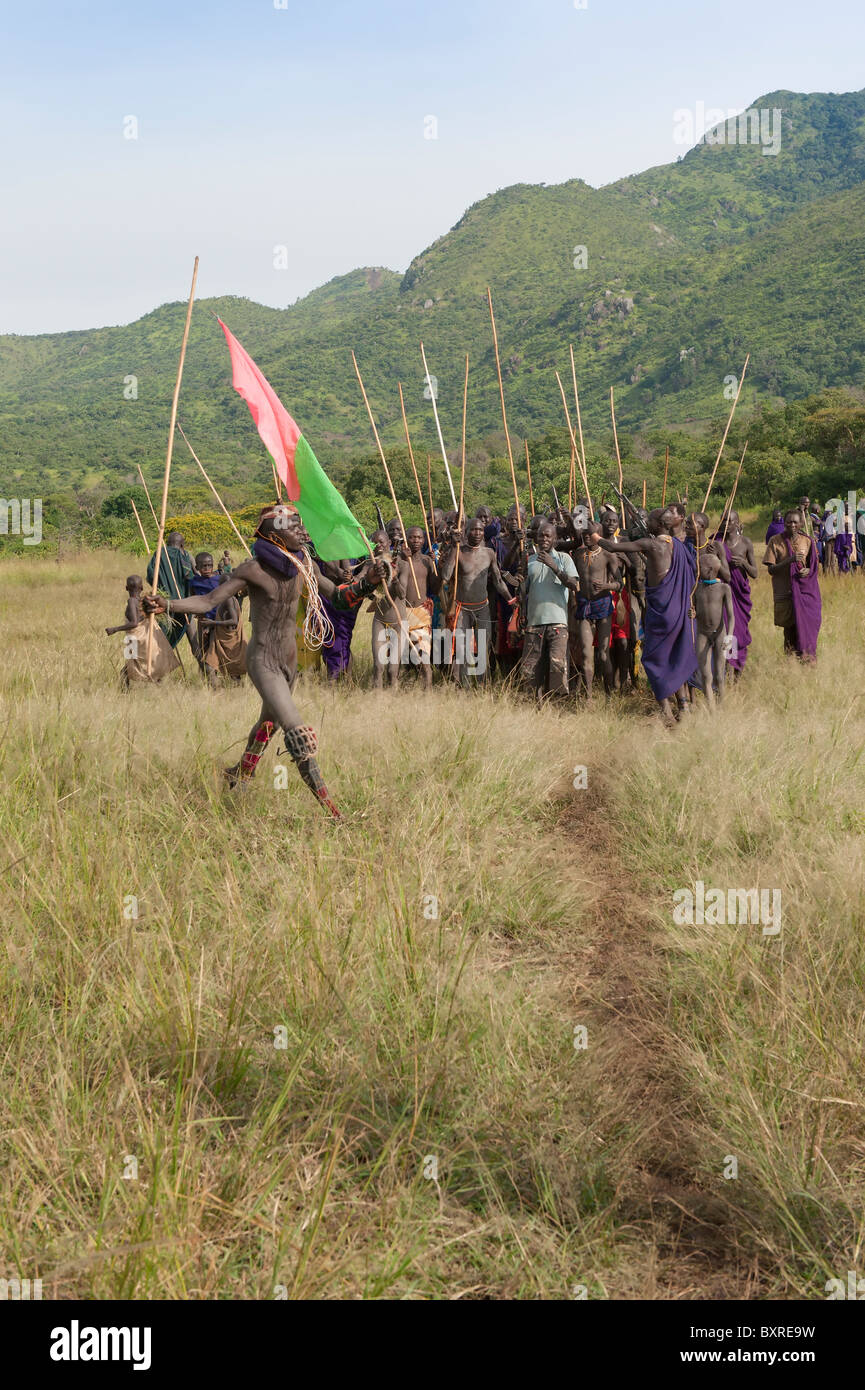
2, 87, 864, 505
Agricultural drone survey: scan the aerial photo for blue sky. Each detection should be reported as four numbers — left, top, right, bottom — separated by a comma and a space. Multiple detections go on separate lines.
1, 0, 862, 334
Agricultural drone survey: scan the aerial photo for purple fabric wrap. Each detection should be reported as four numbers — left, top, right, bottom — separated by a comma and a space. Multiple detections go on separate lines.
834, 533, 854, 572
721, 542, 752, 672
642, 538, 697, 702
788, 537, 822, 659
320, 596, 357, 676
765, 521, 786, 542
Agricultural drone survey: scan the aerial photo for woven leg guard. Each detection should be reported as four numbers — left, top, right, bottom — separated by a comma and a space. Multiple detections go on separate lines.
224, 720, 275, 788
282, 725, 340, 818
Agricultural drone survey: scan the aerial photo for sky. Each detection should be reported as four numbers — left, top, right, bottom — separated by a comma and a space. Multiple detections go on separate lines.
1, 0, 863, 335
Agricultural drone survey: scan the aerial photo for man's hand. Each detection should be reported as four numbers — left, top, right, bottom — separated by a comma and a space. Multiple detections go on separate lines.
142, 595, 167, 615
533, 550, 555, 568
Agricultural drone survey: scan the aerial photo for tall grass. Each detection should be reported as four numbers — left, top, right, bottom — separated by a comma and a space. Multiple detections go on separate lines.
1, 549, 862, 1299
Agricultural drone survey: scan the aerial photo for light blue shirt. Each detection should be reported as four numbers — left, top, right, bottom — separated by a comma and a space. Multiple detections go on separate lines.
524, 548, 576, 626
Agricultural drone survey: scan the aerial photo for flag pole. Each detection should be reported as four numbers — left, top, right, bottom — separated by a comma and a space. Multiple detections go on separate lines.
702, 354, 750, 512
177, 423, 253, 556
147, 255, 199, 675
419, 342, 458, 510
398, 381, 436, 572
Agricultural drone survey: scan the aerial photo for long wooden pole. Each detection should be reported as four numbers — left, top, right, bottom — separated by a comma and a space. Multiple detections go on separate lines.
458, 354, 468, 525
419, 342, 458, 510
136, 459, 193, 645
486, 288, 522, 535
524, 439, 535, 516
554, 371, 593, 517
642, 479, 647, 508
702, 353, 750, 512
177, 423, 252, 556
720, 442, 748, 543
130, 499, 151, 554
426, 453, 435, 534
661, 445, 670, 507
398, 382, 436, 571
610, 386, 624, 528
352, 352, 422, 601
569, 345, 588, 499
136, 463, 159, 531
147, 256, 199, 674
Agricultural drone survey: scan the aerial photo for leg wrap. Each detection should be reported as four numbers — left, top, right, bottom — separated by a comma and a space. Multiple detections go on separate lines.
224, 720, 275, 787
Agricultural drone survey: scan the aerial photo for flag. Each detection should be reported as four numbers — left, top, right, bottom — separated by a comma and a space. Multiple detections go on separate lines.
218, 319, 368, 561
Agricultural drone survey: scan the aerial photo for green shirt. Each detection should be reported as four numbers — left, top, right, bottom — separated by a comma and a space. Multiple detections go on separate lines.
524, 549, 576, 625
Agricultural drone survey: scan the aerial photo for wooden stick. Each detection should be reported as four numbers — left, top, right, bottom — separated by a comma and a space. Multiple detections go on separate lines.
701, 353, 750, 512
610, 385, 624, 528
135, 460, 191, 636
524, 439, 535, 516
398, 382, 436, 571
554, 371, 593, 517
568, 441, 576, 512
419, 342, 458, 510
147, 255, 199, 674
458, 354, 469, 525
177, 423, 252, 556
352, 351, 422, 600
661, 445, 670, 507
136, 463, 160, 531
426, 453, 435, 535
486, 288, 522, 536
720, 442, 748, 543
130, 499, 151, 554
569, 345, 588, 497
642, 478, 647, 508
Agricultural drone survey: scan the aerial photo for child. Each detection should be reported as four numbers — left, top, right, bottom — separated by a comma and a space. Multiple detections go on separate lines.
106, 575, 179, 686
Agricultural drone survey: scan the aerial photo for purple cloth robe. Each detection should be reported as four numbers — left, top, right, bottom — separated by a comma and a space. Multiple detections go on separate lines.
720, 541, 752, 672
642, 537, 697, 702
314, 556, 361, 678
787, 537, 822, 660
834, 532, 854, 572
765, 521, 786, 542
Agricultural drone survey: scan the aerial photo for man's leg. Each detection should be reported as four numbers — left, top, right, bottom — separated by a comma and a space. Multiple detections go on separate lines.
596, 616, 615, 694
697, 633, 715, 711
546, 624, 569, 697
229, 666, 341, 817
520, 626, 545, 696
225, 704, 278, 787
578, 618, 595, 698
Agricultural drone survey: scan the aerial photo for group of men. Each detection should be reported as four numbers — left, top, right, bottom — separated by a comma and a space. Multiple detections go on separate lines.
106, 494, 826, 819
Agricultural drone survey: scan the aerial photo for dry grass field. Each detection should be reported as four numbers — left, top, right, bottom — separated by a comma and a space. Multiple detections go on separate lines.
1, 546, 864, 1299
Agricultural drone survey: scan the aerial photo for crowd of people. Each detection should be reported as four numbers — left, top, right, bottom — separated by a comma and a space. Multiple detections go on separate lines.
103, 490, 839, 817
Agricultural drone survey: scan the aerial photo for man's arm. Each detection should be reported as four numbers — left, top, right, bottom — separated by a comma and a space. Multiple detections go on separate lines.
740, 538, 758, 579
530, 550, 581, 594
147, 571, 247, 617
317, 560, 388, 609
488, 551, 518, 603
595, 534, 655, 556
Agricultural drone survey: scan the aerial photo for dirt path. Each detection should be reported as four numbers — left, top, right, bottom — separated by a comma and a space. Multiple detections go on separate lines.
559, 783, 763, 1300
